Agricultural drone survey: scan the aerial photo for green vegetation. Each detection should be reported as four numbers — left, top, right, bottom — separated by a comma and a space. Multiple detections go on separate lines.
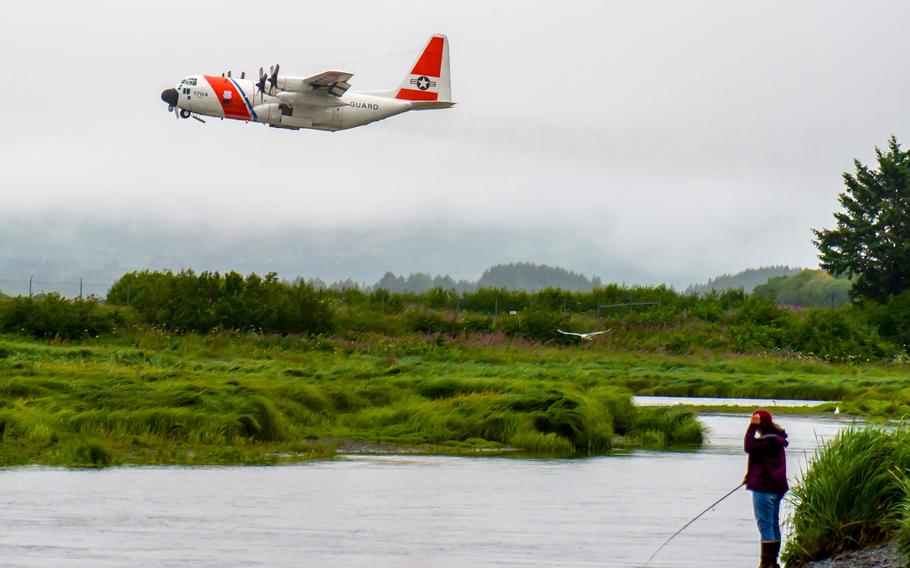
107, 270, 332, 335
102, 269, 908, 362
0, 332, 710, 467
474, 262, 601, 292
753, 269, 851, 308
0, 293, 131, 340
815, 136, 910, 302
0, 138, 906, 479
1, 321, 909, 468
686, 265, 803, 295
368, 262, 602, 293
783, 427, 910, 567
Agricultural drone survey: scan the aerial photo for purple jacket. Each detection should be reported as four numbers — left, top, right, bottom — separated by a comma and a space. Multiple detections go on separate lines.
744, 424, 789, 494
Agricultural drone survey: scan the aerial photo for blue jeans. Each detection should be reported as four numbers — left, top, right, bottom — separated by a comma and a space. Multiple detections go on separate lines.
752, 490, 784, 541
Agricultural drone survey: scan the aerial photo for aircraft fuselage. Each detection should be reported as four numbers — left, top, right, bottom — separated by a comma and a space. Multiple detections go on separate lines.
165, 75, 411, 131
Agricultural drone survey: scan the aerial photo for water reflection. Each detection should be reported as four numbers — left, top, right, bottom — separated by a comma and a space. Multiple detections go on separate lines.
633, 395, 834, 408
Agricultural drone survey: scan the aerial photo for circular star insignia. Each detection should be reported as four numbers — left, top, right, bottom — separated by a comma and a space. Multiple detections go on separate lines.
416, 76, 431, 90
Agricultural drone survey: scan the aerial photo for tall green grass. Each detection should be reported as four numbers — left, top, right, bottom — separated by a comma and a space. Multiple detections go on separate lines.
783, 427, 910, 566
0, 333, 704, 466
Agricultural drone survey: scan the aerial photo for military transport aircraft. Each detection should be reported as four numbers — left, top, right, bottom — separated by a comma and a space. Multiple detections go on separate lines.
160, 34, 453, 131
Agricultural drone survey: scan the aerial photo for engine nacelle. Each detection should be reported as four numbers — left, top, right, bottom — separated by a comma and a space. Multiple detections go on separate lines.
252, 103, 282, 124
277, 76, 307, 92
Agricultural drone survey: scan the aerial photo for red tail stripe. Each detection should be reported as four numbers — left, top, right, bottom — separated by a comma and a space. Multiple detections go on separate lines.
396, 88, 439, 101
410, 36, 444, 77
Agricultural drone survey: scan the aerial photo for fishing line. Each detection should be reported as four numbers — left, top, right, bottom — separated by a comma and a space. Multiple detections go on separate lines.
641, 482, 744, 568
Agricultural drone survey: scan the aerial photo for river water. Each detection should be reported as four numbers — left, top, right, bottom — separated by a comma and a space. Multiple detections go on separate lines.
0, 414, 852, 568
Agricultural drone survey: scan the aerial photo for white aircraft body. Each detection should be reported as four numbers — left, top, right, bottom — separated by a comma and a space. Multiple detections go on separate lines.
160, 34, 453, 131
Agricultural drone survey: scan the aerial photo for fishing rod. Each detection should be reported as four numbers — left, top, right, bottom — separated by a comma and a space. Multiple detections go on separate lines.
641, 482, 744, 568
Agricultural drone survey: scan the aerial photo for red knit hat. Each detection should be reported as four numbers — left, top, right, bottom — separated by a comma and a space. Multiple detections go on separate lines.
753, 409, 773, 427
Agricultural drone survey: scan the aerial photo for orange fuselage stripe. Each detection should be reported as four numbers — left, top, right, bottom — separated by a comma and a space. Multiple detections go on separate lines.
204, 75, 251, 120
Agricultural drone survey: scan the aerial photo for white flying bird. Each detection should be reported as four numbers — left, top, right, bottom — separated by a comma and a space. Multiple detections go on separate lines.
557, 329, 612, 341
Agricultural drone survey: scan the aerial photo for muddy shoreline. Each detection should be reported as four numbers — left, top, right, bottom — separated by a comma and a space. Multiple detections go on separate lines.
802, 542, 906, 568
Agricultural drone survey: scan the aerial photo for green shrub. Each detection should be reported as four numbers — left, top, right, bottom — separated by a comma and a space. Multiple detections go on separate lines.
107, 270, 333, 335
71, 440, 112, 467
0, 294, 123, 339
893, 473, 910, 562
237, 397, 291, 442
497, 309, 569, 342
866, 290, 910, 350
787, 307, 894, 362
784, 427, 910, 566
404, 309, 452, 334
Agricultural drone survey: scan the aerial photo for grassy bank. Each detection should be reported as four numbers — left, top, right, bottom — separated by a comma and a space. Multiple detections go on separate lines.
1, 327, 907, 467
784, 427, 910, 567
0, 332, 706, 467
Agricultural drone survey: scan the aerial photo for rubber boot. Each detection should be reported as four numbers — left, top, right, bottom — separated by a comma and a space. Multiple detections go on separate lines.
759, 541, 781, 567
770, 540, 782, 568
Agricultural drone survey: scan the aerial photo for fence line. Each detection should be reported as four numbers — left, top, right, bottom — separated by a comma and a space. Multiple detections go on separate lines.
0, 276, 114, 300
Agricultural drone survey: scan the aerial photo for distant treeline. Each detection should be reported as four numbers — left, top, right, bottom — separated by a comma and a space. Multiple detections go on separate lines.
2, 269, 909, 363
753, 269, 851, 308
323, 262, 603, 293
685, 265, 803, 295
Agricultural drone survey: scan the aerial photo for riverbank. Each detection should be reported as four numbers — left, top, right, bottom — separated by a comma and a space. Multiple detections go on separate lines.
0, 329, 904, 466
803, 543, 906, 568
783, 426, 910, 567
0, 333, 705, 466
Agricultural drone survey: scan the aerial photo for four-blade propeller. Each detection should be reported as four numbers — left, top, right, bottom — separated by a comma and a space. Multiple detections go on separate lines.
256, 64, 281, 101
268, 64, 280, 93
256, 67, 267, 101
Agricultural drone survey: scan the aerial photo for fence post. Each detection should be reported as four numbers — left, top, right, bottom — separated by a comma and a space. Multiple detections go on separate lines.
28, 275, 33, 298
79, 278, 83, 300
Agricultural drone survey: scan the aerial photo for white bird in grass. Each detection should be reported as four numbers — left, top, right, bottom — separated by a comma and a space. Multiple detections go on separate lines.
557, 329, 612, 341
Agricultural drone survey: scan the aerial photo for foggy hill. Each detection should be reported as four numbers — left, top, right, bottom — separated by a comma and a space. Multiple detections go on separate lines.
686, 266, 804, 295
363, 263, 603, 293
752, 269, 851, 308
475, 263, 602, 292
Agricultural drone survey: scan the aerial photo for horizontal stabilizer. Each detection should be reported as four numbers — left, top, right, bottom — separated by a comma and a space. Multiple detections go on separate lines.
409, 101, 455, 110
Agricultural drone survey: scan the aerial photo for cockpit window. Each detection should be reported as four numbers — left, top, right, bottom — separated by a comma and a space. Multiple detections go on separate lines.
179, 78, 198, 86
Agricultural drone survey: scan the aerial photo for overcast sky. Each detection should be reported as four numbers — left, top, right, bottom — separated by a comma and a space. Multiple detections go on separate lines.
2, 0, 909, 290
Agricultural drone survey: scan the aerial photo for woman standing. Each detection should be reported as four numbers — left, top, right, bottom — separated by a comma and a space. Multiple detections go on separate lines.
744, 409, 789, 568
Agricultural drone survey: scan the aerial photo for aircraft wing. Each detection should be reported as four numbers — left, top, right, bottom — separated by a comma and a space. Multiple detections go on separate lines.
291, 71, 354, 97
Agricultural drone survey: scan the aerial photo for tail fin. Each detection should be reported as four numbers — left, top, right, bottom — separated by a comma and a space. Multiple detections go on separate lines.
395, 34, 452, 104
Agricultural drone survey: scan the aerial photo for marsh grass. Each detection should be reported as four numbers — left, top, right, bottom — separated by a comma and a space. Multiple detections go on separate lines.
71, 440, 112, 467
892, 474, 910, 563
0, 327, 905, 467
0, 333, 711, 466
783, 427, 910, 567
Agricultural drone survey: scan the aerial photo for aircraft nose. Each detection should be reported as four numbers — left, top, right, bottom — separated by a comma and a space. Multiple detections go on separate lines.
161, 88, 179, 106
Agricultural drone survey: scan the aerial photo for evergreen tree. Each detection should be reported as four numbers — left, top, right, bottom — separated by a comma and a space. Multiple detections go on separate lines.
814, 137, 910, 300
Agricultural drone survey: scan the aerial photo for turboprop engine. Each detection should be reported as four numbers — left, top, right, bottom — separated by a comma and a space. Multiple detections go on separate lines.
252, 103, 282, 124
